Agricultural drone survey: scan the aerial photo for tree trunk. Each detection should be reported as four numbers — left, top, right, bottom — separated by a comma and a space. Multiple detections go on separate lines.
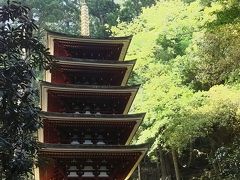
138, 164, 141, 180
188, 140, 193, 168
209, 138, 221, 179
158, 148, 167, 179
172, 150, 181, 180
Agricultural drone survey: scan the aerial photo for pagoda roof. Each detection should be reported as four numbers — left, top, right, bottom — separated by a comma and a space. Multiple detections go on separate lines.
47, 30, 132, 61
46, 30, 133, 40
40, 111, 145, 119
40, 143, 148, 151
39, 143, 148, 180
40, 111, 145, 145
41, 81, 139, 92
51, 57, 136, 86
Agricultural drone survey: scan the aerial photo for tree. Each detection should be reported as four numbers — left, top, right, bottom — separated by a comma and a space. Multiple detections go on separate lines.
87, 0, 120, 37
0, 0, 121, 38
181, 25, 240, 90
0, 0, 158, 38
113, 0, 240, 179
119, 0, 156, 22
0, 1, 52, 179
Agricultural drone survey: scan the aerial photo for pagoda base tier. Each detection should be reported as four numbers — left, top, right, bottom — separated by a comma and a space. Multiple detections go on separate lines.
38, 144, 147, 180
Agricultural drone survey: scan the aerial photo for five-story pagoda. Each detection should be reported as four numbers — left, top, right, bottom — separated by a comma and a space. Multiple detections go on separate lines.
36, 1, 147, 179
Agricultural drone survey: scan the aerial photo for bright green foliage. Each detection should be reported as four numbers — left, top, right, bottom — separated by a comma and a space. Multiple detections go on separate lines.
113, 0, 240, 178
113, 0, 207, 149
164, 85, 240, 148
112, 0, 217, 80
208, 0, 240, 27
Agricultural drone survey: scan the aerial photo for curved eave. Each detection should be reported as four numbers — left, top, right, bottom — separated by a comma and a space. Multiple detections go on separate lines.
46, 30, 133, 40
40, 111, 145, 120
40, 81, 139, 92
40, 143, 148, 150
46, 30, 132, 61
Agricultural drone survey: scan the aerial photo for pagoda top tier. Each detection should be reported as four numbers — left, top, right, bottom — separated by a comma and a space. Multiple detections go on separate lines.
47, 30, 132, 61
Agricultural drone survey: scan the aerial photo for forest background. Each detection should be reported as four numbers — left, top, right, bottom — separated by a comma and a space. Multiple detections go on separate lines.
0, 0, 240, 179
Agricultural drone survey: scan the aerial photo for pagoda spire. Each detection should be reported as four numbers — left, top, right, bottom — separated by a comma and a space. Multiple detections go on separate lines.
80, 0, 90, 36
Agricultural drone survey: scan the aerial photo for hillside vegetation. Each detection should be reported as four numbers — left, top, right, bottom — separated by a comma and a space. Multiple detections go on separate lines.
112, 0, 240, 179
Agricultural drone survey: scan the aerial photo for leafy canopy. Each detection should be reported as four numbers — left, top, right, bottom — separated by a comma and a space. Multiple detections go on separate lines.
113, 0, 240, 178
0, 1, 52, 179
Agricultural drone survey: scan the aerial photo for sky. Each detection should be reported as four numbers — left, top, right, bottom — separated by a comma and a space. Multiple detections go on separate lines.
114, 0, 124, 5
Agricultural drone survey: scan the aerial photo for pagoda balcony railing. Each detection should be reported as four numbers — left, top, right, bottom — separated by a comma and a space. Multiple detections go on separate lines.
51, 69, 125, 86
47, 92, 129, 114
49, 159, 117, 179
48, 102, 124, 114
49, 105, 124, 115
59, 137, 120, 145
44, 123, 127, 145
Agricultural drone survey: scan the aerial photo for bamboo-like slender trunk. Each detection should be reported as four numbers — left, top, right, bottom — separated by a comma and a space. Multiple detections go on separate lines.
188, 140, 193, 167
138, 164, 141, 180
158, 148, 167, 179
172, 149, 181, 180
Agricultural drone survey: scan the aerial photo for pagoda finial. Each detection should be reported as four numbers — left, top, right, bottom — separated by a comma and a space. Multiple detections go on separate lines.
80, 0, 90, 36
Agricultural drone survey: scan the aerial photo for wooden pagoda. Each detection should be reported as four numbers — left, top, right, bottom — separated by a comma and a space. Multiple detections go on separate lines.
36, 30, 147, 179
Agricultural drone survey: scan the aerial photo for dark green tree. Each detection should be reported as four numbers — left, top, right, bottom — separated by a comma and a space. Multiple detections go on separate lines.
119, 0, 156, 22
0, 0, 121, 38
0, 1, 52, 179
87, 0, 120, 37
